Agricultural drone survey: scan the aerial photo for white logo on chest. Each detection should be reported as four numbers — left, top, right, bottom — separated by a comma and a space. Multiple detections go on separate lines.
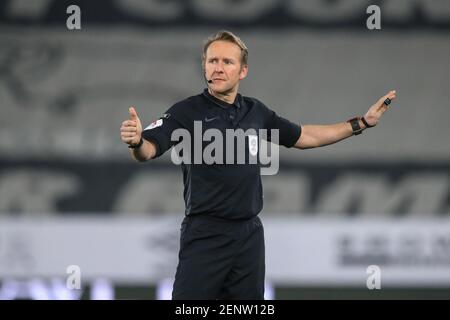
145, 119, 163, 130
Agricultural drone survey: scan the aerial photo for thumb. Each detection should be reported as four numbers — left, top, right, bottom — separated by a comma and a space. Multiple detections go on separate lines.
129, 106, 138, 120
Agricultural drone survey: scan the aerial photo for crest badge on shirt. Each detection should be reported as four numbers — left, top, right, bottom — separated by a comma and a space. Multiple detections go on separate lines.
145, 119, 163, 130
248, 135, 258, 157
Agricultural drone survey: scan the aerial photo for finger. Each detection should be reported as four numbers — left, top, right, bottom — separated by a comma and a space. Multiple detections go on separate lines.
376, 102, 390, 112
122, 137, 135, 143
121, 132, 137, 138
120, 127, 137, 132
380, 90, 397, 103
375, 91, 396, 111
129, 106, 138, 120
122, 120, 137, 127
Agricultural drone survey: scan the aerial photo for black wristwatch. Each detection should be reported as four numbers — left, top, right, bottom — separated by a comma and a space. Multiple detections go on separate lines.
347, 117, 363, 136
128, 137, 144, 149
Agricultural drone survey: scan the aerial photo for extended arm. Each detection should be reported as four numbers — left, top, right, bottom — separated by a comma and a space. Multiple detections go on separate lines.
295, 90, 396, 149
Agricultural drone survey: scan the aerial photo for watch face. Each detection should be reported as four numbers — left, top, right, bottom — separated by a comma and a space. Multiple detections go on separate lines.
348, 118, 362, 135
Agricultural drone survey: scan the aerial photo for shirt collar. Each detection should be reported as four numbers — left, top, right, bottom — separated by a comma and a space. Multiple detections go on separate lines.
202, 88, 241, 109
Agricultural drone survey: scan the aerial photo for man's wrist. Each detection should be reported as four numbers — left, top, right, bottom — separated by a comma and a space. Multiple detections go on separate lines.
128, 137, 144, 149
361, 116, 374, 128
358, 118, 367, 130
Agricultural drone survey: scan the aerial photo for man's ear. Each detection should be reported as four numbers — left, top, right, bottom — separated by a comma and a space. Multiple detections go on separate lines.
239, 64, 248, 80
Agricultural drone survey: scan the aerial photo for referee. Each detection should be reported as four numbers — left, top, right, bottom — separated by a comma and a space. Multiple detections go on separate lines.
120, 31, 396, 299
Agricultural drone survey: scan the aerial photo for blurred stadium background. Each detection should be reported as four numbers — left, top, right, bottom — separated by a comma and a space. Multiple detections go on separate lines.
0, 0, 449, 299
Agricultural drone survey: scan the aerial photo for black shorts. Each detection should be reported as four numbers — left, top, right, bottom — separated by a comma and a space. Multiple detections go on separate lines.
172, 214, 265, 300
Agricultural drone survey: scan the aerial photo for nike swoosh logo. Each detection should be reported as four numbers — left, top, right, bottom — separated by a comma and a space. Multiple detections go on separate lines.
204, 116, 219, 123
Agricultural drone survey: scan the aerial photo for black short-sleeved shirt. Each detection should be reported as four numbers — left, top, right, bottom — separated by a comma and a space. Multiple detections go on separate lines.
142, 89, 301, 220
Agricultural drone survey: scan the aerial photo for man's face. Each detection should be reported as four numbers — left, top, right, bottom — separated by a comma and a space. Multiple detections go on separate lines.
204, 40, 248, 94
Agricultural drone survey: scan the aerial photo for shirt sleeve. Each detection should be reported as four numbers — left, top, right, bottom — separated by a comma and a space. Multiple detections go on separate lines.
141, 103, 185, 158
262, 103, 302, 148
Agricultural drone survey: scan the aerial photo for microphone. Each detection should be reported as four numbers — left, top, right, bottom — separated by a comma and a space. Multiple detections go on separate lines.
204, 72, 213, 84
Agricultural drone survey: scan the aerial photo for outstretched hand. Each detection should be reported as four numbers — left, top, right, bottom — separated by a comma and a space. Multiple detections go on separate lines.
363, 90, 397, 127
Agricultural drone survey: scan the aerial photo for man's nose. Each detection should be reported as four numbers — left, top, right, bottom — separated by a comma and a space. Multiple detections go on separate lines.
214, 62, 224, 73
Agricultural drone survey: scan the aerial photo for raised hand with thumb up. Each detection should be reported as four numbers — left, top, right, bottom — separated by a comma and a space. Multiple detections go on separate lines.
120, 106, 143, 146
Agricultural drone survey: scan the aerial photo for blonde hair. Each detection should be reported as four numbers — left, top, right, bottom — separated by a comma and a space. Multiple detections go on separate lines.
202, 30, 249, 68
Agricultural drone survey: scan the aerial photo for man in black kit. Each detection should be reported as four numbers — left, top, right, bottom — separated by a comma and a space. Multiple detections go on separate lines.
120, 30, 396, 299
